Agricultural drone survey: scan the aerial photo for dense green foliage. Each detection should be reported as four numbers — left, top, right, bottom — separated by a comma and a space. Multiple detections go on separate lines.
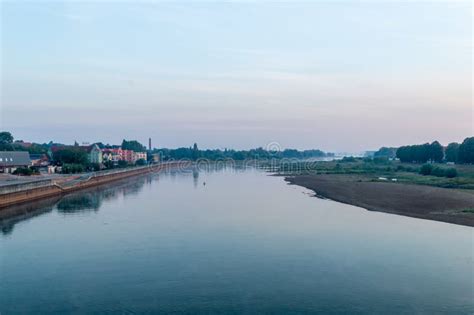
458, 137, 474, 164
274, 158, 470, 189
396, 141, 444, 163
121, 140, 146, 152
445, 143, 460, 163
429, 141, 444, 163
0, 131, 14, 150
61, 164, 85, 174
419, 164, 457, 178
12, 167, 36, 176
420, 164, 433, 175
53, 148, 89, 165
0, 131, 13, 144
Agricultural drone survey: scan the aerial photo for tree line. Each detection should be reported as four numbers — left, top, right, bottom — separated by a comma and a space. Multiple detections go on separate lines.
154, 144, 331, 161
395, 137, 474, 164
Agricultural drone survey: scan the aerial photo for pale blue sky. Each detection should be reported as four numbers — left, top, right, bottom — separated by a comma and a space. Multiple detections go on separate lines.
1, 1, 472, 152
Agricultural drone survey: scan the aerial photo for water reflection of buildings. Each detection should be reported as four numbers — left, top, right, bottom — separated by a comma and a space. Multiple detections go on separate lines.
0, 196, 59, 235
0, 175, 154, 236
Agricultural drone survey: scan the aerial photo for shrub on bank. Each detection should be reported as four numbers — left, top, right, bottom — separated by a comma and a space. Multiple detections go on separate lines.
135, 158, 147, 166
431, 166, 446, 177
341, 156, 357, 163
62, 163, 85, 174
117, 160, 128, 168
88, 163, 101, 172
13, 167, 34, 176
373, 156, 389, 164
420, 164, 433, 176
445, 168, 458, 178
419, 164, 457, 178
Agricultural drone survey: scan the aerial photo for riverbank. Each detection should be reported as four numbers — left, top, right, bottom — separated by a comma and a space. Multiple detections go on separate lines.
0, 162, 189, 208
285, 174, 474, 227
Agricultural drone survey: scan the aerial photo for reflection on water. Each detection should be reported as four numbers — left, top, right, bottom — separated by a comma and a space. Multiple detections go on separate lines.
0, 167, 473, 314
0, 167, 210, 236
0, 174, 155, 236
0, 196, 59, 236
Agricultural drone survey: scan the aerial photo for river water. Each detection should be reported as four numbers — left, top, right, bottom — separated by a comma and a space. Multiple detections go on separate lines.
0, 167, 473, 314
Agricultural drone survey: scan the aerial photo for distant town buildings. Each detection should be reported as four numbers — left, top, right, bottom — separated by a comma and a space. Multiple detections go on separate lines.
0, 151, 31, 173
30, 154, 50, 167
86, 144, 103, 164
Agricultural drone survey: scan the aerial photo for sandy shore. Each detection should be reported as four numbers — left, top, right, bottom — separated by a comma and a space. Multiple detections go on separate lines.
285, 174, 474, 227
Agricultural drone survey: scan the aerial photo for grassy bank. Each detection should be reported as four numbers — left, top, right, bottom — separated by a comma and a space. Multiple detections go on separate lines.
271, 158, 474, 190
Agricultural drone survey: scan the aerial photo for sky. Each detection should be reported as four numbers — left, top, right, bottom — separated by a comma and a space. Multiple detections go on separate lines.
0, 1, 472, 152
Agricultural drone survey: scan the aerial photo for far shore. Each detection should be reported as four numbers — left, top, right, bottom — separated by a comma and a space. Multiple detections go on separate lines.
285, 174, 474, 227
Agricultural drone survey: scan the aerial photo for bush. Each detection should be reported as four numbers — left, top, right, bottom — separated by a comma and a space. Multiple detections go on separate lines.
431, 167, 445, 177
135, 158, 147, 166
420, 164, 433, 176
13, 167, 33, 176
419, 165, 457, 178
445, 168, 458, 178
103, 160, 115, 169
341, 156, 357, 163
117, 160, 128, 168
62, 164, 85, 174
88, 163, 101, 172
373, 156, 389, 164
406, 166, 418, 173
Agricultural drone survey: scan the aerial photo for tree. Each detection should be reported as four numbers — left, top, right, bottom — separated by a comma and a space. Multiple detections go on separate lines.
396, 146, 411, 163
0, 131, 14, 150
458, 137, 474, 164
121, 140, 146, 152
429, 141, 444, 163
420, 164, 433, 175
445, 168, 458, 178
397, 144, 431, 163
0, 132, 13, 144
13, 167, 33, 176
53, 148, 89, 165
445, 143, 460, 163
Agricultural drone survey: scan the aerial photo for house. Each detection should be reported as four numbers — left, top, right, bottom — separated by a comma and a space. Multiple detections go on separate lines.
102, 148, 123, 163
86, 144, 103, 164
133, 151, 147, 163
0, 152, 31, 173
30, 154, 50, 167
122, 150, 134, 163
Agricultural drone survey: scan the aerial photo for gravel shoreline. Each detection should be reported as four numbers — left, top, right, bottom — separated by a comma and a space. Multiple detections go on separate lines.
285, 174, 474, 227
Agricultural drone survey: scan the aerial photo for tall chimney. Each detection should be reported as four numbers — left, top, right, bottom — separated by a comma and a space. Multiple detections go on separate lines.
149, 138, 152, 151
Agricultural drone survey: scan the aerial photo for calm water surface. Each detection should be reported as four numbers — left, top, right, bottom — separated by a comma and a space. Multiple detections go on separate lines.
0, 168, 473, 314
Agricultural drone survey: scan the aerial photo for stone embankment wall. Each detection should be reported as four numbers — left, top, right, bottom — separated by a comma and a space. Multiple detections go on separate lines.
0, 162, 187, 208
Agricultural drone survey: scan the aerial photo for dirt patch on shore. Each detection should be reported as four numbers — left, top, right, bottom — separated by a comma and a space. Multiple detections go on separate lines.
285, 174, 474, 227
